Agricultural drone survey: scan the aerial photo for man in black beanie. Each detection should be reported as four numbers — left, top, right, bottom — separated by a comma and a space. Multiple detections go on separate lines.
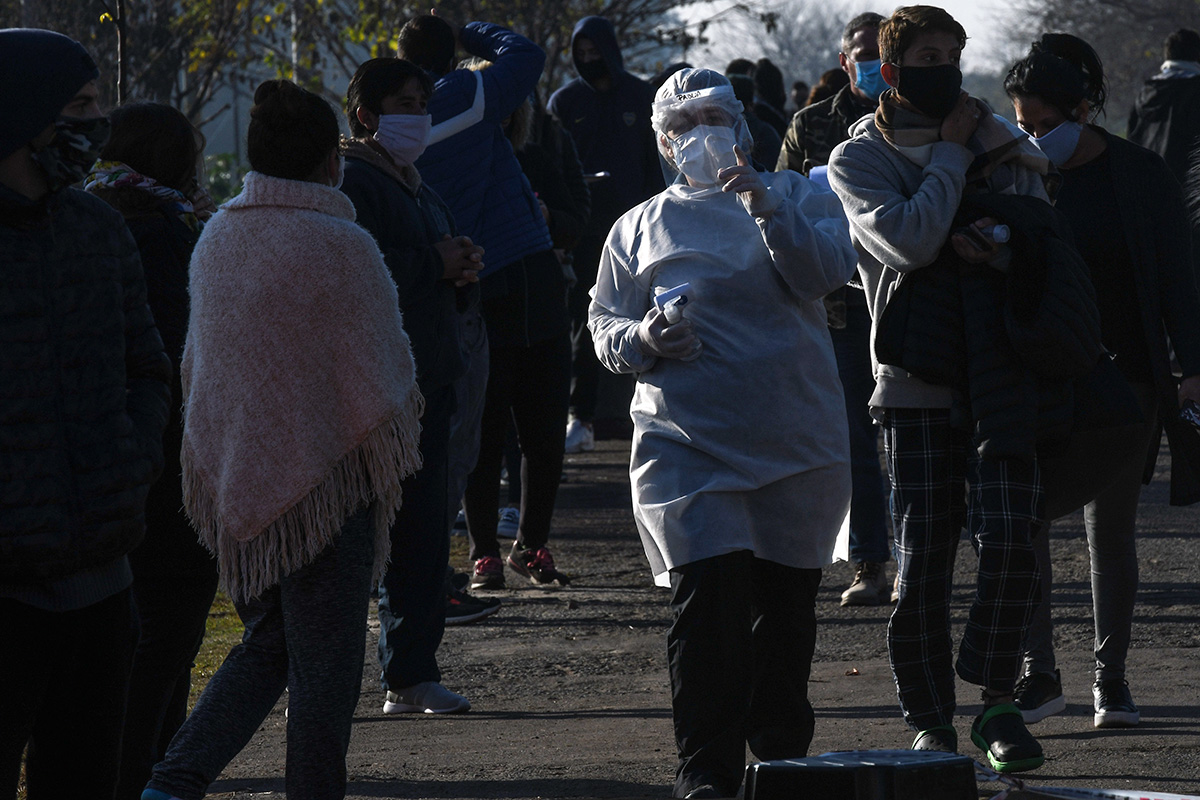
0, 28, 171, 799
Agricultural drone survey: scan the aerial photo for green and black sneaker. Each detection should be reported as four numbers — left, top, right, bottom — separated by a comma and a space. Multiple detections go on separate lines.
971, 702, 1045, 773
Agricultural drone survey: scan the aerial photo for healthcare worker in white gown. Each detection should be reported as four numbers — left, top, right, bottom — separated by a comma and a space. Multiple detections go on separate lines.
588, 69, 857, 800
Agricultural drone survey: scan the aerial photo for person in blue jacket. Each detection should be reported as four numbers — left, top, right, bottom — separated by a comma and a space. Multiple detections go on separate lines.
549, 15, 665, 454
398, 14, 572, 590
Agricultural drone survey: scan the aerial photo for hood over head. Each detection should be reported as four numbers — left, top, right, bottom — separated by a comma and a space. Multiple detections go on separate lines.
571, 16, 625, 83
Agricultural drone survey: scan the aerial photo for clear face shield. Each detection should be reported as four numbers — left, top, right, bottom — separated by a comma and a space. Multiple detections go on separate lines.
652, 79, 753, 187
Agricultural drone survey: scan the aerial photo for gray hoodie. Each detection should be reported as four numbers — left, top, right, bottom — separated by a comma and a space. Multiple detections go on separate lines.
827, 115, 1048, 412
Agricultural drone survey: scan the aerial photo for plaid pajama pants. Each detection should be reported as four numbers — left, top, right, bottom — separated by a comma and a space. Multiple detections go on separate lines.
882, 408, 1043, 731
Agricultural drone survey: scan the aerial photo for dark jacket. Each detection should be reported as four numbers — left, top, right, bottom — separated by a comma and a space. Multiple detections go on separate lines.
754, 100, 789, 138
416, 22, 552, 277
745, 111, 782, 173
342, 141, 467, 391
548, 16, 664, 234
1127, 73, 1200, 182
90, 188, 197, 531
875, 192, 1105, 462
518, 110, 591, 253
777, 83, 877, 174
1098, 130, 1200, 504
0, 186, 171, 581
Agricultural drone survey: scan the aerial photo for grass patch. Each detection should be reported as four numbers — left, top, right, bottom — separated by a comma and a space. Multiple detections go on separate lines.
190, 589, 245, 709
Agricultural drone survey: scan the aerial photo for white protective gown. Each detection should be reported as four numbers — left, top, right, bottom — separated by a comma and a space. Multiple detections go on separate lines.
588, 171, 857, 586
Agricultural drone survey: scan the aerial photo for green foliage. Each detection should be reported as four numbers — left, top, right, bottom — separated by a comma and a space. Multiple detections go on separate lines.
204, 152, 249, 204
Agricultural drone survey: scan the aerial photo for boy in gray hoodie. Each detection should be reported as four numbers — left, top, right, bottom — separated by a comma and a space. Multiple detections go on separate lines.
827, 4, 1054, 774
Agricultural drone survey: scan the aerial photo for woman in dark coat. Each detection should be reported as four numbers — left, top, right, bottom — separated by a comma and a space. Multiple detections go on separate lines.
1005, 33, 1200, 731
84, 102, 220, 800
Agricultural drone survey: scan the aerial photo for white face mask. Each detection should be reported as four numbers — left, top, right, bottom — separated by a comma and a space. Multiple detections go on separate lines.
374, 114, 432, 165
1032, 120, 1084, 167
669, 124, 738, 186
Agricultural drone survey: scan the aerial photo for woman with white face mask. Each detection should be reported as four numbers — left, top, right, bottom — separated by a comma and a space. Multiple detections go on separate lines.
1004, 33, 1200, 732
588, 68, 858, 799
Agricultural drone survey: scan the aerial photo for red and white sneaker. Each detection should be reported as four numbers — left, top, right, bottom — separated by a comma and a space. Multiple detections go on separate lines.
507, 544, 571, 586
469, 555, 506, 590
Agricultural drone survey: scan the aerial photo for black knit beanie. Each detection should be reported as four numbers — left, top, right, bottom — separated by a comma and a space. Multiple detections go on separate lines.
0, 29, 99, 160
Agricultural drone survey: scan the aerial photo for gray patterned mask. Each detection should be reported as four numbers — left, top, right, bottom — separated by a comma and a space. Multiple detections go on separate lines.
32, 115, 111, 192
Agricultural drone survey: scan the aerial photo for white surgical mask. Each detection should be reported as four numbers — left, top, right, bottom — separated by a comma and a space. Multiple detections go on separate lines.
1031, 119, 1083, 167
374, 114, 432, 165
669, 124, 738, 186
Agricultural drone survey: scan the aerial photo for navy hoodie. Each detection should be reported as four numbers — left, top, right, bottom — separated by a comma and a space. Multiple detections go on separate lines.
548, 16, 663, 235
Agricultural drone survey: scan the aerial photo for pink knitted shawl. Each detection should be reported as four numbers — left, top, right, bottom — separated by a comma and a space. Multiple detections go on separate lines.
181, 171, 424, 602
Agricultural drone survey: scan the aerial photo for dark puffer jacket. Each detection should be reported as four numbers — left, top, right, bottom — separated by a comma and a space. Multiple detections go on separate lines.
874, 192, 1106, 461
0, 186, 172, 580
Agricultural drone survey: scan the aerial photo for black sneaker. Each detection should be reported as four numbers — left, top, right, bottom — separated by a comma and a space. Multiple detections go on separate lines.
507, 543, 571, 586
1093, 678, 1140, 728
1014, 670, 1066, 724
971, 702, 1044, 773
912, 724, 957, 752
445, 585, 501, 626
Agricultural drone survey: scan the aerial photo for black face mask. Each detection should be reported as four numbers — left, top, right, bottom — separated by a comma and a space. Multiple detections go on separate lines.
896, 63, 963, 118
577, 59, 608, 83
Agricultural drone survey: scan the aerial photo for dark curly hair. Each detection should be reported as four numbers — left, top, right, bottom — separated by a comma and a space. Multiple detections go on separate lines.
1004, 33, 1107, 121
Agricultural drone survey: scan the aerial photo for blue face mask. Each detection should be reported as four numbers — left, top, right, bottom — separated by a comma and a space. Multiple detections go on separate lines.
1032, 120, 1083, 167
852, 58, 888, 101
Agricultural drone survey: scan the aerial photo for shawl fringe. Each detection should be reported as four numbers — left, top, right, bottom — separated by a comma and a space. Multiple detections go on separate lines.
183, 388, 425, 604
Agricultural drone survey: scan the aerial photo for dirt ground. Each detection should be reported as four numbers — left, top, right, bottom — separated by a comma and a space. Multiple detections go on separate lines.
203, 436, 1200, 800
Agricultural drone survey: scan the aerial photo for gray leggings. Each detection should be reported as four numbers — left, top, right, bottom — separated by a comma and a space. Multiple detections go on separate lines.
146, 508, 375, 800
1024, 385, 1159, 682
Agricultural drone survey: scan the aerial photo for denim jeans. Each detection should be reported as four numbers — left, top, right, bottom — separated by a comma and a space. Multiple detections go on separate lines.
377, 383, 452, 691
830, 297, 891, 563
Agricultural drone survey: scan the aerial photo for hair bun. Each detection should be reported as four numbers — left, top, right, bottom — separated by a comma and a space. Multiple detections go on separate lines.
251, 79, 311, 128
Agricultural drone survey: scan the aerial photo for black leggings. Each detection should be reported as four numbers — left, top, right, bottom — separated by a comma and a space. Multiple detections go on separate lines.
464, 332, 571, 560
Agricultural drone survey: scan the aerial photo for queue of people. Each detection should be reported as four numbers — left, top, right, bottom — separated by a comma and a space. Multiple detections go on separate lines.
3, 6, 1200, 799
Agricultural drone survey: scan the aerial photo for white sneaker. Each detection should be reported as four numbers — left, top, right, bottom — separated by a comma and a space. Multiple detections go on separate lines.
840, 561, 890, 606
497, 506, 520, 537
383, 681, 470, 714
564, 418, 595, 453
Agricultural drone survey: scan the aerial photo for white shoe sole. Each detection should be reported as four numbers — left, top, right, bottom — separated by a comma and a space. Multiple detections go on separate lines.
1019, 693, 1066, 723
383, 698, 470, 714
1095, 708, 1140, 728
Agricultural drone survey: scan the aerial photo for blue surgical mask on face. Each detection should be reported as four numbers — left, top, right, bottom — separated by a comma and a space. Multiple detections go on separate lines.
853, 58, 888, 101
1032, 119, 1084, 167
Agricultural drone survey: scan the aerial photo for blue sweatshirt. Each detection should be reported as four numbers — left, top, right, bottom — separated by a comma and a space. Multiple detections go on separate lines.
417, 22, 552, 276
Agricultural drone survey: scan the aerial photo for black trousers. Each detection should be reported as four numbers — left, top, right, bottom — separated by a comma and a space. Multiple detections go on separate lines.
117, 524, 219, 800
567, 235, 604, 422
1, 589, 138, 799
668, 552, 822, 798
464, 333, 571, 560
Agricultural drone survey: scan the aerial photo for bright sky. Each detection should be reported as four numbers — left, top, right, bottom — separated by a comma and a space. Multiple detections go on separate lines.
934, 0, 1019, 70
683, 0, 1022, 73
